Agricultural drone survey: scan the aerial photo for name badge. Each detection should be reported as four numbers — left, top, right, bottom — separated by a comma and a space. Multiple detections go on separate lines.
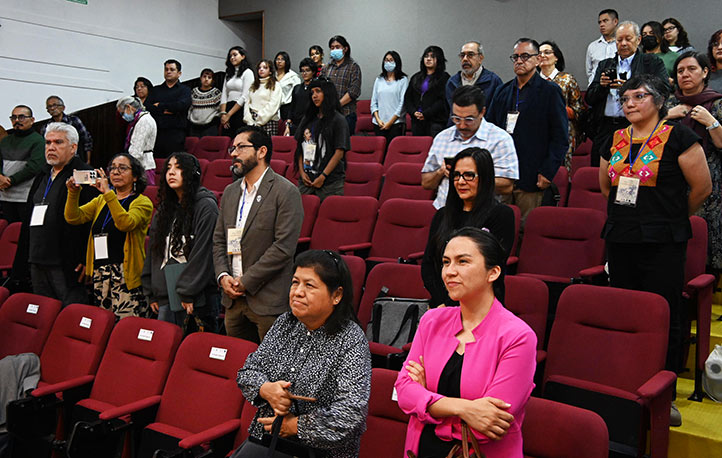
227, 227, 243, 255
94, 234, 109, 260
302, 142, 316, 163
80, 317, 92, 329
27, 304, 39, 314
30, 204, 49, 226
137, 329, 154, 341
615, 175, 640, 207
506, 111, 520, 134
209, 347, 228, 361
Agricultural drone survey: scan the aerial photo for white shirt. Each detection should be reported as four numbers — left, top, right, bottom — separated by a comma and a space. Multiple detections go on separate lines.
221, 68, 254, 106
586, 35, 618, 85
231, 167, 269, 278
604, 53, 635, 118
539, 68, 559, 82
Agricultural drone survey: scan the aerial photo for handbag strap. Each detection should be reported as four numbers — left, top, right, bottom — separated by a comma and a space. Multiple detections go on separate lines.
266, 415, 285, 458
460, 421, 484, 458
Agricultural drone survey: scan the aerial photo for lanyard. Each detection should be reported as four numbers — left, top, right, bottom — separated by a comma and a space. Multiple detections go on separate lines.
628, 120, 662, 172
42, 175, 54, 202
237, 187, 248, 227
515, 85, 521, 112
100, 195, 131, 232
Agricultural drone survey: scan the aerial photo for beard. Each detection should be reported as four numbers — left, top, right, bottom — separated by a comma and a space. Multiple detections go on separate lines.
231, 156, 258, 179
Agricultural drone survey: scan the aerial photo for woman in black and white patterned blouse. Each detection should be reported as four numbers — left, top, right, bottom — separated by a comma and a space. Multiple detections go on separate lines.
236, 250, 371, 458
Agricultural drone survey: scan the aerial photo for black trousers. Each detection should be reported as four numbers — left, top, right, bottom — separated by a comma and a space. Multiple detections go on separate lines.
607, 241, 687, 375
591, 116, 629, 167
373, 122, 405, 145
154, 128, 186, 159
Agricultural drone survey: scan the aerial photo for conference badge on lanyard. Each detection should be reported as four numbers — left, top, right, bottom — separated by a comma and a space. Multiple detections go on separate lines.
615, 175, 640, 207
227, 227, 243, 255
506, 111, 520, 134
94, 234, 109, 260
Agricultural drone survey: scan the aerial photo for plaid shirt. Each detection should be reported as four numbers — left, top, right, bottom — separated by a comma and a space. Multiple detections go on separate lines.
41, 113, 93, 161
321, 57, 362, 117
422, 119, 519, 209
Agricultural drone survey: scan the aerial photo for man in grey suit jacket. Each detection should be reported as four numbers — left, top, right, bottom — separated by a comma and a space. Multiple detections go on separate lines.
213, 126, 303, 342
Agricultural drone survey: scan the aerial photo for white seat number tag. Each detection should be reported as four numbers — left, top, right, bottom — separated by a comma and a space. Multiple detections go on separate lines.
209, 347, 228, 361
137, 329, 154, 341
80, 317, 92, 329
27, 304, 39, 314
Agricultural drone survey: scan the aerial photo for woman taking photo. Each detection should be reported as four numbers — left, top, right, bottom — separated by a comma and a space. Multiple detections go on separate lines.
397, 228, 536, 458
404, 45, 450, 137
599, 74, 711, 425
707, 30, 722, 93
117, 96, 157, 185
220, 46, 254, 137
236, 250, 371, 458
421, 147, 514, 308
141, 152, 219, 331
244, 59, 283, 136
293, 78, 350, 200
309, 45, 325, 76
662, 18, 695, 55
538, 41, 585, 173
274, 51, 301, 123
666, 51, 722, 273
65, 153, 153, 319
370, 50, 409, 144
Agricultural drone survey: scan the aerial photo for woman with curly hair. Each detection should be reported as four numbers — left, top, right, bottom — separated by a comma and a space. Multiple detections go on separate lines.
220, 46, 254, 137
707, 29, 722, 93
662, 18, 695, 55
141, 152, 219, 331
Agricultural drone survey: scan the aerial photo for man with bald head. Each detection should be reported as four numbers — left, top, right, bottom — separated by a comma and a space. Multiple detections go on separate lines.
585, 21, 668, 166
0, 105, 45, 222
445, 41, 502, 110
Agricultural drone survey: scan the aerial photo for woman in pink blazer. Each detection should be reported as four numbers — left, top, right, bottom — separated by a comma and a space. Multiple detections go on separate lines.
395, 227, 537, 458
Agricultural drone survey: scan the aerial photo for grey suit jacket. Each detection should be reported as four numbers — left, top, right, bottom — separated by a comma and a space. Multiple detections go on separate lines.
213, 167, 303, 315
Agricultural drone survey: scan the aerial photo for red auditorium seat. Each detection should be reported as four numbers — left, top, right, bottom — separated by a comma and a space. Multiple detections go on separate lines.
341, 254, 366, 313
570, 139, 592, 177
136, 333, 257, 458
552, 166, 569, 207
231, 400, 257, 451
285, 162, 300, 184
344, 162, 384, 197
184, 136, 199, 155
355, 100, 374, 135
378, 163, 433, 205
522, 397, 608, 458
357, 263, 429, 367
567, 166, 606, 215
202, 159, 234, 192
359, 368, 410, 458
0, 218, 8, 237
271, 135, 297, 164
193, 136, 231, 161
0, 293, 62, 359
298, 194, 321, 245
269, 158, 288, 177
0, 286, 9, 306
685, 216, 717, 401
65, 317, 183, 457
307, 196, 378, 251
383, 136, 433, 172
341, 199, 435, 264
543, 285, 675, 458
143, 185, 159, 206
347, 136, 387, 163
504, 276, 549, 364
0, 222, 22, 277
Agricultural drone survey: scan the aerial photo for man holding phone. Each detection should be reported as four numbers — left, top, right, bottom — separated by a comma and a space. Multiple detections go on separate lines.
585, 21, 668, 166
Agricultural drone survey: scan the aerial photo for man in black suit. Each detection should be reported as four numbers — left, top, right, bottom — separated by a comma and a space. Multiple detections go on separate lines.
585, 21, 669, 166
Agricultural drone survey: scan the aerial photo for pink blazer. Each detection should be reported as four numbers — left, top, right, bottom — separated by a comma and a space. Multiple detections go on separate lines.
395, 300, 537, 458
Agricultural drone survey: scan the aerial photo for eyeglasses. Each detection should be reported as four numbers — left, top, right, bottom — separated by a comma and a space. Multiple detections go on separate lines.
663, 26, 677, 33
9, 115, 30, 121
713, 41, 722, 48
619, 92, 652, 104
46, 103, 63, 109
108, 165, 132, 173
452, 171, 479, 182
510, 53, 538, 62
450, 115, 479, 124
228, 144, 255, 154
539, 50, 555, 56
300, 69, 314, 73
458, 52, 479, 59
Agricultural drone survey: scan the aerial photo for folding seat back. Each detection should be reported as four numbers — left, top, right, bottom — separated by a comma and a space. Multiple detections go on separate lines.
378, 163, 433, 204
355, 100, 374, 135
0, 218, 8, 237
357, 99, 372, 117
82, 318, 183, 411
198, 158, 210, 178
0, 221, 22, 273
271, 135, 297, 164
309, 196, 379, 251
269, 159, 288, 177
0, 286, 9, 306
202, 159, 233, 192
299, 194, 321, 241
193, 136, 230, 161
522, 397, 608, 458
233, 400, 258, 449
367, 199, 435, 262
552, 166, 569, 207
383, 136, 433, 171
344, 162, 384, 198
686, 216, 708, 283
347, 136, 387, 163
504, 276, 548, 354
285, 163, 300, 184
568, 167, 606, 215
152, 333, 257, 436
517, 207, 605, 283
37, 304, 115, 389
184, 136, 199, 155
359, 368, 409, 458
341, 254, 366, 313
571, 139, 592, 177
143, 185, 160, 206
0, 293, 62, 359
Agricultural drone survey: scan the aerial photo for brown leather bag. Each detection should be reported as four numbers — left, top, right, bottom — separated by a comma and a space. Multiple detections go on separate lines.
406, 421, 486, 458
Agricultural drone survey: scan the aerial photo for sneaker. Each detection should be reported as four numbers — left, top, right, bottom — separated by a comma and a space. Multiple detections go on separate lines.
670, 401, 682, 427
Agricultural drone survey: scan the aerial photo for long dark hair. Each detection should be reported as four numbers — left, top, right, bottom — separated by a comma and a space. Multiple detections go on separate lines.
152, 152, 202, 259
707, 30, 722, 71
379, 50, 407, 80
293, 78, 341, 171
292, 250, 358, 334
662, 18, 691, 49
539, 40, 566, 72
642, 21, 670, 53
275, 51, 291, 74
445, 227, 506, 300
413, 46, 447, 91
250, 59, 277, 91
328, 35, 351, 58
225, 46, 251, 81
134, 77, 153, 97
436, 147, 497, 256
108, 152, 147, 194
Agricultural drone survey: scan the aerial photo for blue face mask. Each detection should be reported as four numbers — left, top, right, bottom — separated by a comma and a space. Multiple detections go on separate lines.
329, 49, 344, 61
384, 61, 396, 73
122, 112, 134, 122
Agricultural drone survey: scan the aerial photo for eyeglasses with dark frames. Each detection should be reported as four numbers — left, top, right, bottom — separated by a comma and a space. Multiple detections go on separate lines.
452, 171, 479, 182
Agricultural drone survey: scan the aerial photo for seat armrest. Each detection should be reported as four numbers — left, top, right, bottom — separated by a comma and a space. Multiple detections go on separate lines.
178, 419, 241, 449
686, 274, 716, 291
31, 375, 95, 397
297, 236, 311, 244
338, 242, 372, 256
636, 370, 676, 401
506, 256, 518, 267
99, 395, 162, 421
406, 252, 424, 263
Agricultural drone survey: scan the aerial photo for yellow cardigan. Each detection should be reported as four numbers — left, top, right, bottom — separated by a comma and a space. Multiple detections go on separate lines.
65, 189, 153, 290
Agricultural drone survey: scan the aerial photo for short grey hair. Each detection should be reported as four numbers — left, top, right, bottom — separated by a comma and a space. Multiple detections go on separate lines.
116, 96, 144, 112
462, 41, 484, 56
616, 21, 640, 38
46, 95, 65, 106
45, 122, 79, 146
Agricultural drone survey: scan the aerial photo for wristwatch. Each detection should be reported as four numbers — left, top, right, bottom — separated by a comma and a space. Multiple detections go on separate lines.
707, 120, 720, 131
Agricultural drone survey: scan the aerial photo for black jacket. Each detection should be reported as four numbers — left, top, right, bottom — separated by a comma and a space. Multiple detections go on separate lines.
404, 71, 450, 125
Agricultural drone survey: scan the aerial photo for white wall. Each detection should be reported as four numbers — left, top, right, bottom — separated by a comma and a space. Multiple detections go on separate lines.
0, 0, 247, 130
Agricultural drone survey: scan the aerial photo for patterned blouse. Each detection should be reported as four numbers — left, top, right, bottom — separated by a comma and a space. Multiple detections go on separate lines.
543, 70, 586, 173
237, 312, 371, 458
